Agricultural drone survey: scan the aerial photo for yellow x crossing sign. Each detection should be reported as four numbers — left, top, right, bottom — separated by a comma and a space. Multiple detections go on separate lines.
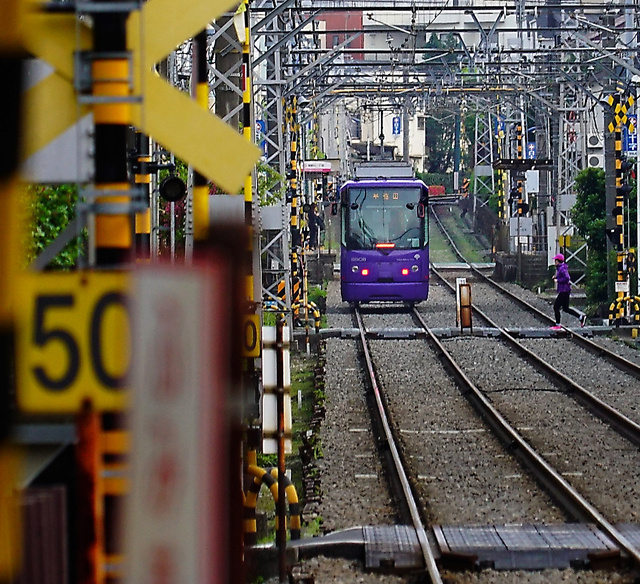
607, 94, 636, 133
127, 0, 261, 193
19, 5, 92, 179
20, 0, 260, 193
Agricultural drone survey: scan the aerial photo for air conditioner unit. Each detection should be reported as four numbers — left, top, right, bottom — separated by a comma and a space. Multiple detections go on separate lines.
588, 154, 604, 168
587, 133, 603, 149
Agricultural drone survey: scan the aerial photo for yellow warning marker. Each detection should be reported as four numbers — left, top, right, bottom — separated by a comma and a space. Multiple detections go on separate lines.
127, 0, 261, 194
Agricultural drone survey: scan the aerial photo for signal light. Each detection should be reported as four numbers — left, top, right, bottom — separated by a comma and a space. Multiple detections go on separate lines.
620, 158, 634, 173
607, 227, 623, 243
619, 183, 633, 196
286, 163, 296, 179
159, 175, 187, 202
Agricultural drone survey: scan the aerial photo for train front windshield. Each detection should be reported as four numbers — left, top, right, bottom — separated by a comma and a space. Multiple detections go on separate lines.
342, 186, 428, 250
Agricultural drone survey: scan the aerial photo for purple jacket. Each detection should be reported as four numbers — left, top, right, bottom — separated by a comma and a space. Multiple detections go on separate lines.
555, 261, 572, 294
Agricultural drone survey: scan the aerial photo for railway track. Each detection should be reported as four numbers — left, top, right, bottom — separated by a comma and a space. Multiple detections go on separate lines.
344, 301, 640, 578
430, 205, 640, 378
353, 306, 443, 583
295, 209, 640, 583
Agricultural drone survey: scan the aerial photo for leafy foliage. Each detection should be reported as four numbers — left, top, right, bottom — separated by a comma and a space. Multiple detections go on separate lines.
422, 114, 457, 175
572, 168, 608, 305
257, 161, 285, 206
25, 184, 85, 269
573, 168, 607, 252
416, 171, 453, 192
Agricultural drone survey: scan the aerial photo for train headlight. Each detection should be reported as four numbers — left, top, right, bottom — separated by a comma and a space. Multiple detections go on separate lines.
411, 265, 419, 273
401, 268, 409, 276
361, 268, 369, 276
352, 265, 359, 273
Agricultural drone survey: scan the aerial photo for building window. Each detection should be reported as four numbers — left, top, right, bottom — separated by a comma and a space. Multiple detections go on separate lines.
418, 117, 425, 131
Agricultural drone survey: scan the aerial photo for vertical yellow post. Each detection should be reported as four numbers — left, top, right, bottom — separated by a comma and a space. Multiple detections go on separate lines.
93, 40, 132, 265
84, 4, 133, 584
614, 114, 626, 320
241, 0, 254, 303
193, 30, 210, 241
289, 97, 301, 308
134, 131, 151, 261
0, 0, 25, 579
239, 0, 262, 469
516, 122, 524, 216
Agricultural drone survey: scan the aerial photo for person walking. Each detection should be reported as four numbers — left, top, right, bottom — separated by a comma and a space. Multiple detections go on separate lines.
551, 253, 587, 329
308, 204, 325, 250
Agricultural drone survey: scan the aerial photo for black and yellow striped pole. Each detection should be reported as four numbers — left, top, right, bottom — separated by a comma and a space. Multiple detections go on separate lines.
193, 29, 210, 242
241, 0, 253, 302
288, 97, 301, 310
243, 465, 301, 545
495, 108, 507, 225
134, 131, 151, 261
497, 168, 505, 223
93, 3, 133, 266
515, 122, 524, 216
0, 0, 25, 579
613, 105, 626, 319
77, 4, 134, 584
239, 0, 263, 499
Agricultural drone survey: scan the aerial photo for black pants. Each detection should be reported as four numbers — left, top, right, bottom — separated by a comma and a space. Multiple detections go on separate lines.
554, 292, 581, 323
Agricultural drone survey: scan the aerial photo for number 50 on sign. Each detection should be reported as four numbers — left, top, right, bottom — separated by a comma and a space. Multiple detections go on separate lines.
15, 272, 130, 413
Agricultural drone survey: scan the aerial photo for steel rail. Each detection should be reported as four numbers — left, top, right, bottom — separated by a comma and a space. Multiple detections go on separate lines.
430, 206, 640, 380
431, 267, 640, 446
411, 304, 640, 569
353, 307, 443, 584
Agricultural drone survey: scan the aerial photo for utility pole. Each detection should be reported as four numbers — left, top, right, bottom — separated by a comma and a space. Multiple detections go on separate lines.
454, 112, 461, 193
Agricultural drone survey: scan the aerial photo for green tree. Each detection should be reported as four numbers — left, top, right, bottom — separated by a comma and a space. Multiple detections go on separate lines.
572, 167, 608, 306
257, 161, 285, 206
25, 183, 85, 269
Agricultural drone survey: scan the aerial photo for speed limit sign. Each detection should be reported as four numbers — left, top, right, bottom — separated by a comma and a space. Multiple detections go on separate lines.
242, 314, 260, 357
15, 272, 130, 413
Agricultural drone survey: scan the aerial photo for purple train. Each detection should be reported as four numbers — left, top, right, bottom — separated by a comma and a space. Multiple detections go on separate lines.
338, 171, 429, 305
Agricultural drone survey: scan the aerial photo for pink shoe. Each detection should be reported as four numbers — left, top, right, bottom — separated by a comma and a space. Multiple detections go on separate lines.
550, 325, 562, 330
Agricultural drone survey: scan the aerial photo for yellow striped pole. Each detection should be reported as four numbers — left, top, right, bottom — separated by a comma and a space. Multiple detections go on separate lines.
289, 97, 301, 309
239, 0, 263, 490
516, 122, 524, 216
614, 113, 626, 319
193, 29, 210, 242
241, 0, 254, 304
93, 5, 133, 266
134, 131, 151, 261
79, 5, 134, 584
0, 0, 25, 579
